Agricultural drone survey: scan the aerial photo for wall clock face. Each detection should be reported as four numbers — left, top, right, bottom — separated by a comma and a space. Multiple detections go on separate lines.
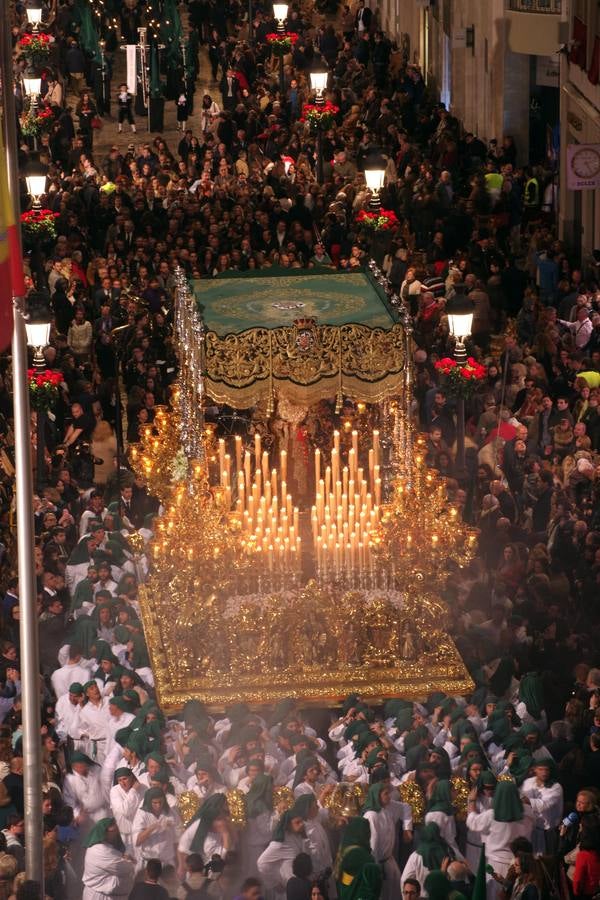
571, 147, 600, 179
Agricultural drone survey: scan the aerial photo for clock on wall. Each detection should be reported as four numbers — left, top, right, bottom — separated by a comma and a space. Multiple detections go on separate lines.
570, 146, 600, 179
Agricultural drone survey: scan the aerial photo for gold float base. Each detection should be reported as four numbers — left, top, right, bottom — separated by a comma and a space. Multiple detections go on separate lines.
139, 581, 474, 712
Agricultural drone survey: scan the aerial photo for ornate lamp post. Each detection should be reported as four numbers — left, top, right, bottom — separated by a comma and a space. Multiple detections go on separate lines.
26, 5, 44, 31
22, 70, 42, 152
446, 287, 474, 477
364, 156, 386, 211
310, 67, 328, 184
273, 2, 288, 95
24, 290, 52, 493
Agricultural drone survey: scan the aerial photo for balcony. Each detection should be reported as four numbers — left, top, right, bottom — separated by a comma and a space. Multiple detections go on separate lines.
506, 0, 563, 56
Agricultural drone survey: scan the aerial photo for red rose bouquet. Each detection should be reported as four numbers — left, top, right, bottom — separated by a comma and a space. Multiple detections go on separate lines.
21, 208, 59, 241
434, 356, 486, 397
356, 209, 399, 231
266, 32, 299, 54
300, 100, 339, 131
28, 369, 62, 412
18, 32, 51, 64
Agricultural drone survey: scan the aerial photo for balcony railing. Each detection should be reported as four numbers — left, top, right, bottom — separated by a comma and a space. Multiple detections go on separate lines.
508, 0, 561, 12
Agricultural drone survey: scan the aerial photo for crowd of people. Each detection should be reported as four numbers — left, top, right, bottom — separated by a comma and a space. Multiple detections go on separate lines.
4, 0, 600, 898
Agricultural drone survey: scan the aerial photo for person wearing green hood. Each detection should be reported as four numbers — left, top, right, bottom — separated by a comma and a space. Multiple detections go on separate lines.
292, 754, 322, 798
109, 767, 143, 856
424, 870, 453, 900
335, 816, 373, 881
107, 694, 136, 755
338, 845, 382, 900
63, 751, 109, 844
465, 770, 496, 871
78, 679, 111, 764
178, 793, 236, 886
292, 793, 334, 891
362, 782, 412, 899
240, 773, 277, 878
70, 565, 99, 616
425, 779, 463, 860
401, 822, 452, 896
516, 673, 547, 731
521, 757, 563, 855
185, 751, 227, 801
82, 817, 135, 899
257, 805, 312, 900
466, 779, 534, 889
132, 786, 178, 869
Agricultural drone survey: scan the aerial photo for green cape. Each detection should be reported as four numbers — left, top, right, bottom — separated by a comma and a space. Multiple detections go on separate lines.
493, 780, 524, 822
189, 793, 228, 853
415, 823, 451, 870
84, 817, 124, 852
518, 673, 545, 721
246, 774, 273, 818
427, 779, 454, 815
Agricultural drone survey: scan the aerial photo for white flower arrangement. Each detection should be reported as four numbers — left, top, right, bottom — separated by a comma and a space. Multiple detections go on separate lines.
170, 449, 189, 484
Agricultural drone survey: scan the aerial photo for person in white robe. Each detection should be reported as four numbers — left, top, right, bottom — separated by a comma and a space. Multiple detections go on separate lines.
82, 817, 135, 900
465, 769, 496, 871
55, 682, 85, 747
424, 778, 464, 859
51, 649, 92, 699
79, 681, 111, 763
520, 758, 563, 854
109, 767, 144, 856
466, 779, 534, 900
362, 782, 412, 900
239, 772, 279, 880
401, 821, 454, 898
257, 808, 313, 900
186, 752, 227, 801
177, 793, 237, 893
292, 794, 336, 896
132, 786, 178, 870
105, 696, 135, 754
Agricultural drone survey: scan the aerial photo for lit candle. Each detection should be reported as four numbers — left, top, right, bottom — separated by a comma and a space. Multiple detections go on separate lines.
333, 430, 340, 454
235, 435, 242, 473
342, 465, 349, 498
325, 466, 331, 499
352, 429, 358, 456
368, 449, 374, 490
342, 492, 348, 521
280, 449, 287, 483
280, 479, 287, 504
268, 545, 274, 571
244, 451, 251, 497
218, 439, 226, 484
224, 453, 231, 484
373, 430, 380, 466
254, 433, 261, 470
375, 478, 382, 507
271, 468, 278, 499
331, 449, 339, 490
262, 451, 269, 487
293, 508, 299, 536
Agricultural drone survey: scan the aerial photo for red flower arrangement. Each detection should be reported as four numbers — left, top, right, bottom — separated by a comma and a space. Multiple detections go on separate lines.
18, 32, 51, 62
19, 32, 50, 49
300, 100, 339, 130
20, 106, 54, 137
356, 208, 399, 231
434, 356, 486, 397
27, 369, 62, 412
266, 32, 299, 54
21, 208, 59, 241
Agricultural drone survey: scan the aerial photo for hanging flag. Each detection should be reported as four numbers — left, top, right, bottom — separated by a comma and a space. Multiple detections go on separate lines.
0, 115, 25, 351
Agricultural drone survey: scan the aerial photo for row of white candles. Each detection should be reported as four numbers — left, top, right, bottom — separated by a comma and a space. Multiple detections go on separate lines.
217, 434, 301, 571
312, 429, 382, 575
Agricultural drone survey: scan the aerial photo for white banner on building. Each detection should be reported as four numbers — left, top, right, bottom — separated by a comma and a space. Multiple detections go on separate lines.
536, 54, 559, 87
566, 144, 600, 191
126, 45, 137, 96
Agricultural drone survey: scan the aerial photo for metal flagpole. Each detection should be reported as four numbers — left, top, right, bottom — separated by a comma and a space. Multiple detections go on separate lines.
0, 4, 44, 887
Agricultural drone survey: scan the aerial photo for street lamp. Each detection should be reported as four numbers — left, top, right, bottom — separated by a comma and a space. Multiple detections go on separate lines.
310, 67, 328, 185
22, 70, 42, 152
24, 290, 52, 369
24, 157, 47, 210
364, 155, 386, 211
273, 2, 288, 32
446, 285, 474, 478
310, 68, 328, 105
273, 2, 288, 96
26, 6, 43, 31
25, 290, 52, 495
